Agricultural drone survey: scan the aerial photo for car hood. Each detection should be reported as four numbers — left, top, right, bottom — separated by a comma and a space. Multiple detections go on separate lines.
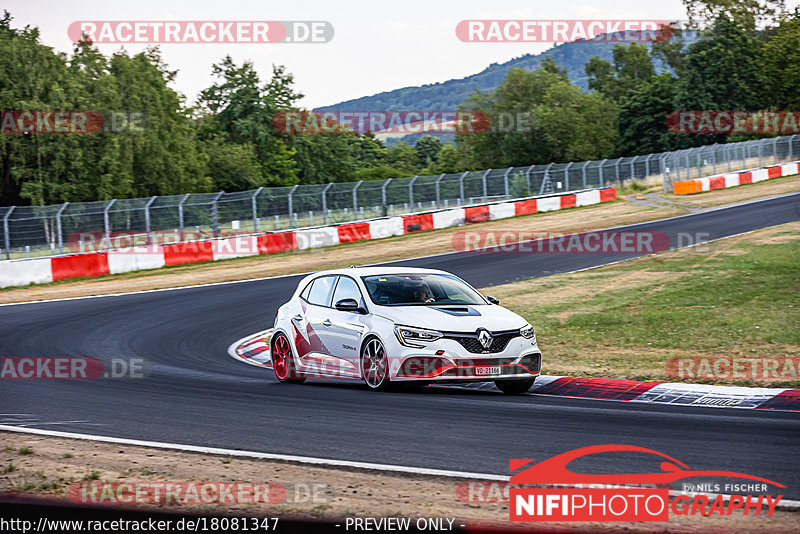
372, 304, 527, 333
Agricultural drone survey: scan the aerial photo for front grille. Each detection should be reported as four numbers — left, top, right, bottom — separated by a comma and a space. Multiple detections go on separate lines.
443, 330, 520, 354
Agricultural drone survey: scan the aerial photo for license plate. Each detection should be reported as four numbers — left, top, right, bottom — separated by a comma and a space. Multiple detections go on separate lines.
475, 366, 501, 376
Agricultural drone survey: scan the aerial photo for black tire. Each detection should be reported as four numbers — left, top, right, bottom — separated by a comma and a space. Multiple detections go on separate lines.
361, 336, 390, 391
494, 377, 536, 394
271, 332, 306, 383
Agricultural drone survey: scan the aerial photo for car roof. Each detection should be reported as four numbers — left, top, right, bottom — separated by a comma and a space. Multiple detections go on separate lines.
309, 266, 452, 278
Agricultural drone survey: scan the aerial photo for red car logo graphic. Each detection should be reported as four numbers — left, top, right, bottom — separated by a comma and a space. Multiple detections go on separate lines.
510, 444, 785, 487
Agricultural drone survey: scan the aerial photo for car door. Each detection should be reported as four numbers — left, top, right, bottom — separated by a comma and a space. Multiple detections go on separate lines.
324, 275, 367, 376
294, 275, 337, 373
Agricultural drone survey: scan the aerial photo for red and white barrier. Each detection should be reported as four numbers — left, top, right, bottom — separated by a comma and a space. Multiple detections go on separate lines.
0, 188, 617, 288
673, 160, 799, 194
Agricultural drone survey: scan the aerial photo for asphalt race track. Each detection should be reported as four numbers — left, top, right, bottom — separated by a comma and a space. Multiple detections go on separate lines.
1, 193, 799, 496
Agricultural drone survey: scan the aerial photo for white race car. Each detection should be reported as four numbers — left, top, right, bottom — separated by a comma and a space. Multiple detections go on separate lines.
271, 267, 541, 393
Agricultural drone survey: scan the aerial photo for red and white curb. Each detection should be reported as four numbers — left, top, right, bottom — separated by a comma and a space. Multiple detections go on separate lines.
0, 188, 616, 289
527, 375, 799, 412
673, 161, 798, 194
227, 329, 274, 368
229, 331, 799, 411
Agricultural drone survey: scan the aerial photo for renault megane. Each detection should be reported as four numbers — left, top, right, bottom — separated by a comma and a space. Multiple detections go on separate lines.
270, 267, 541, 393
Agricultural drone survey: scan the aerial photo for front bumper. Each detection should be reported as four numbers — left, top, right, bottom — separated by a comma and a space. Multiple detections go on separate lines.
388, 335, 542, 382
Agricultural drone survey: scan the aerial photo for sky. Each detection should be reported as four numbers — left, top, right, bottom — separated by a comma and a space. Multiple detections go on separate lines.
8, 0, 689, 109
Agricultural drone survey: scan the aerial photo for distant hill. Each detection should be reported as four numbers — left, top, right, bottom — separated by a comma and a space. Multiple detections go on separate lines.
315, 33, 697, 146
316, 40, 651, 114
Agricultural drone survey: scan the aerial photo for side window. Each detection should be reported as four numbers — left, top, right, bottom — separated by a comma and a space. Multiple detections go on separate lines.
300, 281, 313, 301
331, 276, 363, 307
306, 276, 336, 307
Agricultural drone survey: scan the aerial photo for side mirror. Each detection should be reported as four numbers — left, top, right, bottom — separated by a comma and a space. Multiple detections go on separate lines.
335, 298, 365, 313
486, 295, 500, 305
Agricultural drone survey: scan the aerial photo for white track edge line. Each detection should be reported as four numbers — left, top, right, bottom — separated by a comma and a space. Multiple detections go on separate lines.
0, 425, 507, 481
1, 425, 797, 510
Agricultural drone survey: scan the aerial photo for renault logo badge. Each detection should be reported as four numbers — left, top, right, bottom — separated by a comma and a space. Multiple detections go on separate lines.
477, 329, 492, 349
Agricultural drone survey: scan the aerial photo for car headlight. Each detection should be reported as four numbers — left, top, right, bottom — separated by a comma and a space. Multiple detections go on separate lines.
394, 325, 443, 348
520, 323, 535, 341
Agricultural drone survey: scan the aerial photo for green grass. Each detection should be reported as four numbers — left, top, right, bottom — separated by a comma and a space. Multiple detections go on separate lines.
82, 470, 101, 481
493, 227, 800, 386
18, 446, 33, 455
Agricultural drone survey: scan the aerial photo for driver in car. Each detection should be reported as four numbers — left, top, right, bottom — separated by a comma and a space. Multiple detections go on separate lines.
411, 282, 435, 303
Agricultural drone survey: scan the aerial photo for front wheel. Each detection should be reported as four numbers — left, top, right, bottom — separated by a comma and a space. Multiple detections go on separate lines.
494, 377, 536, 394
361, 337, 390, 391
271, 332, 306, 383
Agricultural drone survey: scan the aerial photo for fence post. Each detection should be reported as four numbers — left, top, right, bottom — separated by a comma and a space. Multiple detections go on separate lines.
352, 180, 363, 221
773, 137, 779, 164
645, 154, 653, 177
435, 174, 445, 207
3, 206, 15, 260
481, 169, 491, 201
381, 178, 392, 210
503, 168, 512, 199
252, 187, 263, 232
322, 183, 332, 224
287, 185, 299, 229
791, 134, 797, 161
581, 161, 589, 188
144, 196, 156, 244
103, 199, 117, 250
564, 162, 573, 191
408, 176, 418, 208
56, 202, 69, 254
710, 144, 717, 175
459, 172, 468, 205
727, 145, 732, 171
539, 163, 554, 195
178, 193, 190, 241
211, 191, 224, 236
598, 159, 607, 187
525, 165, 535, 195
758, 140, 762, 167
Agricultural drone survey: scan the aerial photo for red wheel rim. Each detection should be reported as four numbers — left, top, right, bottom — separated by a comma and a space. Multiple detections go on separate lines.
272, 334, 290, 380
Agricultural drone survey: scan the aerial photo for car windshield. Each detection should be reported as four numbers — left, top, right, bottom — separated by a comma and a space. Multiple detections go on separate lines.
361, 273, 486, 306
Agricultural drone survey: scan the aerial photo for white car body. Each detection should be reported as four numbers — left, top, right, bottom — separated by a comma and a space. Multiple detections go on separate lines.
271, 266, 541, 392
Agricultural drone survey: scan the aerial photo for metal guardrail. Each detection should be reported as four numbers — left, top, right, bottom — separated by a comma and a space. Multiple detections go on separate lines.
1, 135, 798, 260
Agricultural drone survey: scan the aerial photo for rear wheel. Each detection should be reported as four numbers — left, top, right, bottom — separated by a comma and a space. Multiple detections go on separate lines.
271, 332, 306, 383
494, 377, 535, 394
361, 337, 390, 391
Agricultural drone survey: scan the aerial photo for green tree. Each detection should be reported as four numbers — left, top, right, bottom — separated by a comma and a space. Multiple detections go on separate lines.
669, 15, 766, 148
200, 57, 299, 186
762, 10, 800, 109
615, 73, 680, 156
457, 63, 617, 168
683, 0, 786, 32
386, 141, 418, 174
586, 43, 656, 102
414, 135, 442, 168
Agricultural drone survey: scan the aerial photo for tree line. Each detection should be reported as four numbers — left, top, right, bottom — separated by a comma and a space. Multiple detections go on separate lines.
0, 1, 798, 206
